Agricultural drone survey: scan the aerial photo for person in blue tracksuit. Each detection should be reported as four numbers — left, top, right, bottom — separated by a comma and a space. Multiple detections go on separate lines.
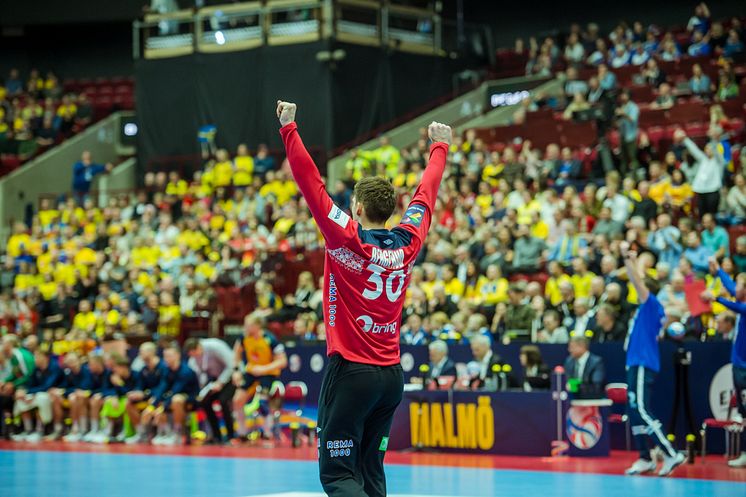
124, 342, 168, 444
705, 257, 746, 468
137, 343, 198, 446
84, 354, 111, 442
55, 352, 93, 442
621, 242, 685, 476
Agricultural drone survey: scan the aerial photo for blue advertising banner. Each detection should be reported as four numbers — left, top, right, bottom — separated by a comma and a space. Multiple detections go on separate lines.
387, 390, 558, 456
280, 342, 733, 452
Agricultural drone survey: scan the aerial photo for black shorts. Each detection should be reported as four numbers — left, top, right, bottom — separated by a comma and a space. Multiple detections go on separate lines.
317, 354, 404, 497
242, 374, 280, 393
734, 366, 746, 417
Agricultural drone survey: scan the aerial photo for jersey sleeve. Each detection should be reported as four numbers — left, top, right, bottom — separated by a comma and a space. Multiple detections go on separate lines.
280, 122, 357, 249
397, 142, 448, 243
718, 269, 737, 297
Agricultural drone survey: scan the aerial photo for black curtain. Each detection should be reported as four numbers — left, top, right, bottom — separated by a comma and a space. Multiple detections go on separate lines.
135, 41, 464, 177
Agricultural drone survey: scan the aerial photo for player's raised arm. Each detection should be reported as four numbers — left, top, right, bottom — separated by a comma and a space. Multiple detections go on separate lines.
277, 100, 355, 248
398, 122, 451, 241
621, 242, 649, 303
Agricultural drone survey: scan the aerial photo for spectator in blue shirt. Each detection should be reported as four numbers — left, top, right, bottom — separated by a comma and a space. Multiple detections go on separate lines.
643, 32, 659, 55
72, 150, 112, 205
687, 3, 711, 35
684, 231, 714, 273
615, 89, 640, 176
724, 30, 744, 57
688, 64, 712, 97
648, 213, 683, 269
598, 64, 617, 91
701, 213, 730, 258
687, 31, 712, 57
5, 68, 23, 96
253, 143, 276, 179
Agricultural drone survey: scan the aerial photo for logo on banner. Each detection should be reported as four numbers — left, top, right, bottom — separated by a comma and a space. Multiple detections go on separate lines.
709, 364, 734, 420
408, 396, 494, 450
566, 406, 602, 449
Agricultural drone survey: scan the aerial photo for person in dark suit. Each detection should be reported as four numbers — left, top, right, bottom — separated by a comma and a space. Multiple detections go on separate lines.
520, 345, 551, 391
469, 335, 517, 390
427, 340, 457, 379
564, 335, 606, 398
412, 339, 457, 387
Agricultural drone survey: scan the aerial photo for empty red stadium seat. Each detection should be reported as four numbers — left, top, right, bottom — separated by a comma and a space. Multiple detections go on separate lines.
646, 126, 666, 147
98, 85, 114, 95
668, 101, 707, 124
558, 121, 595, 148
638, 108, 669, 127
629, 85, 655, 103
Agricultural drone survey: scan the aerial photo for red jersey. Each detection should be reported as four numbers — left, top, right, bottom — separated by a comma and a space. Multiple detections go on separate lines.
280, 122, 447, 366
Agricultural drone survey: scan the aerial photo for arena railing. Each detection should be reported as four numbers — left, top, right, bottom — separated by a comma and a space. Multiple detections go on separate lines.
133, 0, 445, 59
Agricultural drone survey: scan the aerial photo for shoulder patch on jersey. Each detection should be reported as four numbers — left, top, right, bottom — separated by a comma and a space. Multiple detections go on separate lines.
401, 204, 425, 227
328, 205, 351, 229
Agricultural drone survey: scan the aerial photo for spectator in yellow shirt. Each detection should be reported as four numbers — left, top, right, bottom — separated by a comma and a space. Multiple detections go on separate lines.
233, 143, 254, 186
72, 300, 97, 334
157, 292, 181, 337
545, 260, 571, 306
469, 264, 509, 306
372, 136, 401, 179
570, 257, 596, 299
664, 169, 694, 210
6, 222, 31, 259
165, 171, 188, 197
440, 265, 465, 299
213, 149, 234, 188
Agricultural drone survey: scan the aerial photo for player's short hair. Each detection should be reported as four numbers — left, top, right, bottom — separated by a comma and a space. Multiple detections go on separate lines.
353, 176, 396, 224
110, 353, 130, 367
183, 338, 201, 353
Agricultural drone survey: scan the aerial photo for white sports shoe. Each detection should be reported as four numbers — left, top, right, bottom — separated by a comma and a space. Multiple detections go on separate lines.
82, 431, 98, 443
92, 433, 110, 444
115, 431, 128, 443
25, 432, 42, 443
124, 434, 142, 445
10, 432, 28, 442
63, 432, 82, 443
43, 429, 62, 442
625, 458, 657, 475
151, 434, 166, 446
159, 434, 181, 446
728, 452, 746, 468
658, 452, 686, 476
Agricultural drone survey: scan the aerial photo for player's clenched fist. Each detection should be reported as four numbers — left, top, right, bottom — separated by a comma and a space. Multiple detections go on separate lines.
428, 121, 452, 145
276, 100, 297, 126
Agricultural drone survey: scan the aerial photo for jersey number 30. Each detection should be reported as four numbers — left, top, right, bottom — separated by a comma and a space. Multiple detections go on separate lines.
363, 264, 406, 302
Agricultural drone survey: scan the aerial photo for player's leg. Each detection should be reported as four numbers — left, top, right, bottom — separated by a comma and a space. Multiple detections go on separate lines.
85, 394, 104, 441
63, 392, 81, 442
46, 391, 64, 440
216, 382, 236, 442
318, 357, 377, 497
359, 365, 404, 497
729, 366, 746, 468
167, 394, 187, 445
625, 366, 656, 475
633, 367, 683, 476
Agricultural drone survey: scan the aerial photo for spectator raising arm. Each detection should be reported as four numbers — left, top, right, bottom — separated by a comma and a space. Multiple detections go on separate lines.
621, 241, 649, 303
